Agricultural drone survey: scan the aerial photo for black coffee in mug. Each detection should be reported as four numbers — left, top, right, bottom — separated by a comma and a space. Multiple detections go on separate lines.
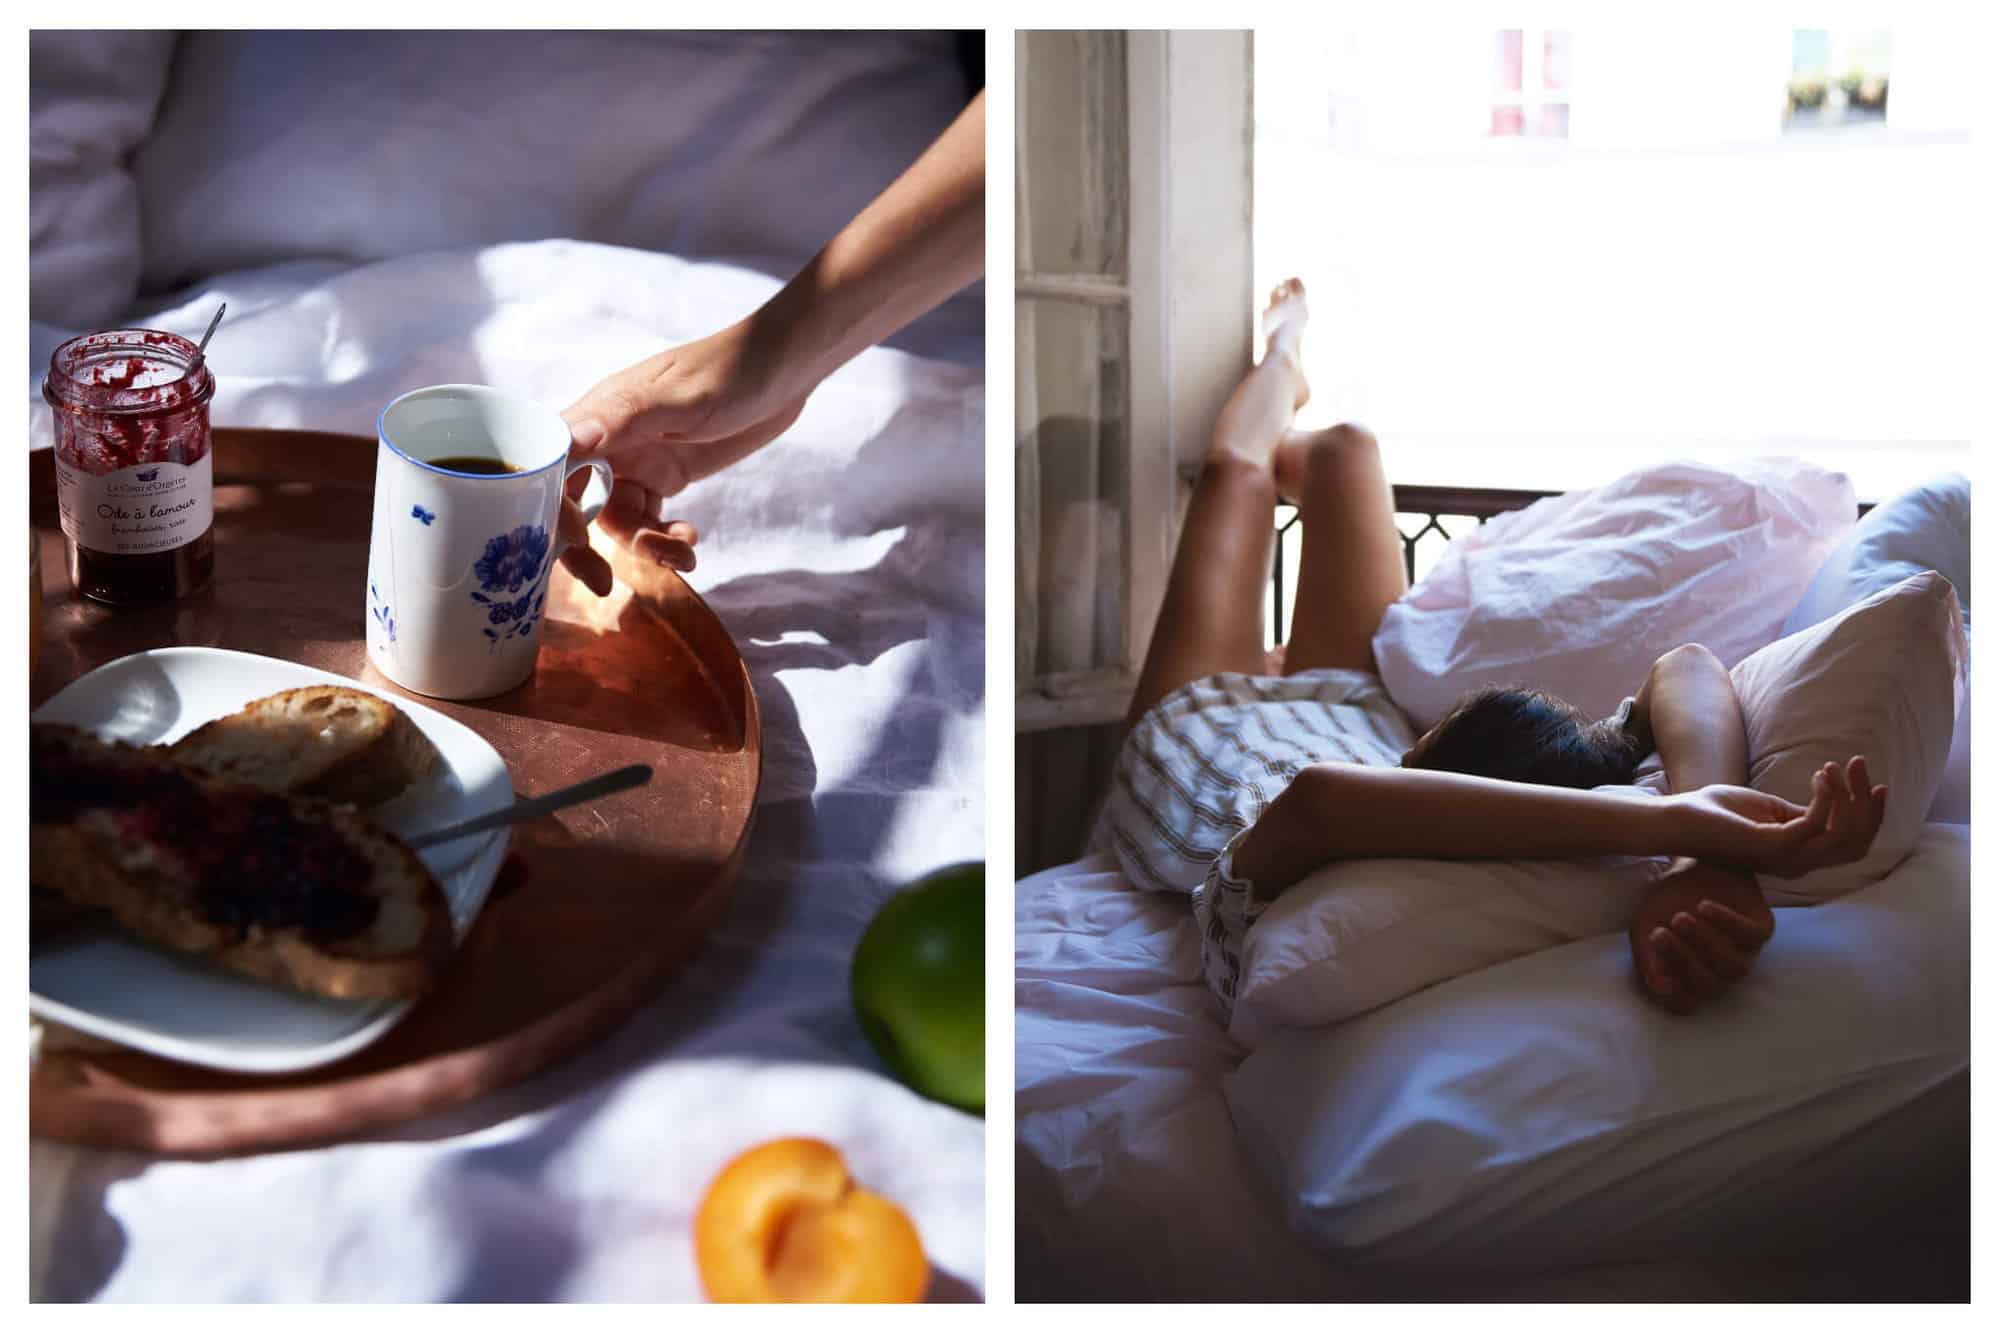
428, 455, 522, 476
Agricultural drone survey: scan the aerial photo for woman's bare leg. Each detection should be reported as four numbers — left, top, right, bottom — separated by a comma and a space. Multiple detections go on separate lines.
1272, 424, 1407, 675
1125, 281, 1311, 726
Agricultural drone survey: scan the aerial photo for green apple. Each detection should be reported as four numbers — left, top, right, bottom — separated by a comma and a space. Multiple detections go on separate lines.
850, 862, 984, 1113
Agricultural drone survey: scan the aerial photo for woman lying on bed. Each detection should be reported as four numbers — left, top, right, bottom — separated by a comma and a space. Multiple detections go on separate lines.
1098, 279, 1889, 1021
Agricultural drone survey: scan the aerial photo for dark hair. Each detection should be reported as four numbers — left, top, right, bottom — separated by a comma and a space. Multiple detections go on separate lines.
1401, 686, 1644, 790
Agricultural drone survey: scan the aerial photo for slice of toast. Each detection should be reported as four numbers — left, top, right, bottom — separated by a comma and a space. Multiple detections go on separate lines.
31, 723, 452, 1001
168, 685, 439, 808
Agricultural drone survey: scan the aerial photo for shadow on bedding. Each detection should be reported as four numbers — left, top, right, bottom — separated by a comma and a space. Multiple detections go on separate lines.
352, 415, 981, 1124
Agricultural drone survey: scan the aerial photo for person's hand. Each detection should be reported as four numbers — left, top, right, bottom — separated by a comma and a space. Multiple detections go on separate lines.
1668, 756, 1887, 876
554, 316, 814, 596
1629, 859, 1775, 1015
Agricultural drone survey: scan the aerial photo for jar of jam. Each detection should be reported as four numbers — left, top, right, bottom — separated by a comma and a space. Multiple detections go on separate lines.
43, 328, 216, 604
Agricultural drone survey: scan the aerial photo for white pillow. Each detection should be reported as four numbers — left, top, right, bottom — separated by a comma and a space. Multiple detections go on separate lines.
1223, 823, 1968, 1270
28, 31, 178, 328
130, 33, 968, 288
1639, 571, 1965, 907
1783, 472, 1969, 637
1230, 826, 1669, 1047
1928, 656, 1971, 826
1372, 459, 1856, 731
1781, 472, 1971, 824
1233, 573, 1962, 1044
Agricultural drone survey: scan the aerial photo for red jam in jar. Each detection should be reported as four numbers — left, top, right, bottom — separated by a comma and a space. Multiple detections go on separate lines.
43, 328, 217, 605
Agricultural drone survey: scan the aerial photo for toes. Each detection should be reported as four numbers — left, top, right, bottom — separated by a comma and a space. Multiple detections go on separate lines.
1265, 278, 1307, 310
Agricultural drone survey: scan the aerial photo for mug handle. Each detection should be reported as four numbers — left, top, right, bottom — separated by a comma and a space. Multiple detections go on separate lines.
560, 459, 614, 551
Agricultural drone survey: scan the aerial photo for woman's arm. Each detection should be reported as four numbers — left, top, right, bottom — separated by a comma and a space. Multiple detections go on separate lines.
1230, 763, 1792, 899
757, 88, 985, 393
1627, 643, 1748, 791
1231, 752, 1880, 903
1625, 644, 1769, 1012
563, 91, 983, 477
1621, 645, 1889, 1014
557, 90, 986, 593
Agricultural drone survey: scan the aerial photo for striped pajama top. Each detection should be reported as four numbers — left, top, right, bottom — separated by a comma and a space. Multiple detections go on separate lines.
1092, 668, 1420, 1017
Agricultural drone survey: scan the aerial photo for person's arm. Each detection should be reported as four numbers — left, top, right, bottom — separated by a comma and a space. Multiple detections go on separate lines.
557, 90, 986, 594
1625, 645, 1769, 1010
753, 88, 985, 395
1624, 644, 1888, 1013
1626, 643, 1748, 793
1229, 762, 1818, 901
1232, 747, 1883, 903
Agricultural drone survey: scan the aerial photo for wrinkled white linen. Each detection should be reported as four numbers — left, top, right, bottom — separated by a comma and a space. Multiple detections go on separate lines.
1015, 854, 1349, 1300
28, 241, 985, 1301
1226, 824, 1970, 1270
30, 29, 981, 364
1017, 836, 1969, 1297
1371, 458, 1857, 730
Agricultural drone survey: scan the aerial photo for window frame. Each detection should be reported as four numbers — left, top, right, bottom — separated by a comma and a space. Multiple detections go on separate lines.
1489, 27, 1571, 139
1016, 30, 1254, 733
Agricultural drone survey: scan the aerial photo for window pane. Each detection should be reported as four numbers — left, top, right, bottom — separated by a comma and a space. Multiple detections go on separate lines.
1494, 29, 1523, 92
1538, 102, 1570, 138
1543, 29, 1571, 91
1792, 29, 1831, 73
1489, 105, 1524, 136
1018, 297, 1129, 677
1017, 30, 1129, 279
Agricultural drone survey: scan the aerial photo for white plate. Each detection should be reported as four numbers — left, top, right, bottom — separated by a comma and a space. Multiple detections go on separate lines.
30, 647, 512, 1074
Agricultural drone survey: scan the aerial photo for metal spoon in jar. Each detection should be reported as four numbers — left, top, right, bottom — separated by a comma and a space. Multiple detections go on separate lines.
404, 763, 654, 850
187, 302, 226, 375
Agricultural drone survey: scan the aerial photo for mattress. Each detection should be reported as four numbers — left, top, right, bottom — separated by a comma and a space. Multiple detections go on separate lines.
1014, 852, 1969, 1301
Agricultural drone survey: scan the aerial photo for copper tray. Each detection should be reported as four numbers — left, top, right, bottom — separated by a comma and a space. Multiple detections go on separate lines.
28, 430, 761, 1154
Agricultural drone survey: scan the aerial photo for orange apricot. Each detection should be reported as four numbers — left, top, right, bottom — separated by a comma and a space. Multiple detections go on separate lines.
694, 1137, 928, 1302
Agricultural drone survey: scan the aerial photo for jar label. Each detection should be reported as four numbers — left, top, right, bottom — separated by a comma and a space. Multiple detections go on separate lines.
55, 453, 213, 555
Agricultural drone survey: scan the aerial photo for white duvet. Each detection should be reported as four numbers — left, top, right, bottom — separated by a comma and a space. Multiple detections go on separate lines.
28, 240, 986, 1302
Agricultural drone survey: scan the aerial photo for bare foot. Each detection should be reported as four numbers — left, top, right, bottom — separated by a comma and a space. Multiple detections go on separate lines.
1261, 279, 1311, 411
1204, 279, 1313, 474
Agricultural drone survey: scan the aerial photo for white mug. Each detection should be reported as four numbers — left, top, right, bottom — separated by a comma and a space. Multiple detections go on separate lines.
365, 385, 610, 700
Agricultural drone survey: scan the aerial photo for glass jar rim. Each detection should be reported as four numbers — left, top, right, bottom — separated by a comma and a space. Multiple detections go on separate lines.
43, 328, 216, 416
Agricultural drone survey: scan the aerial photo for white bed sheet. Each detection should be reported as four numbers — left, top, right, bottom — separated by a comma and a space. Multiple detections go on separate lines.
28, 241, 985, 1302
1015, 852, 1968, 1301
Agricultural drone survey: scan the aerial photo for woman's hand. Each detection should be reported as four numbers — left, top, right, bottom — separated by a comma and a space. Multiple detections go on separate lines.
1669, 756, 1887, 876
554, 89, 983, 599
565, 317, 814, 496
555, 318, 811, 595
1629, 859, 1776, 1015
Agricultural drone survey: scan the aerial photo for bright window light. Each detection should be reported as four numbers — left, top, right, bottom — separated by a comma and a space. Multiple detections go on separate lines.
1253, 21, 1974, 503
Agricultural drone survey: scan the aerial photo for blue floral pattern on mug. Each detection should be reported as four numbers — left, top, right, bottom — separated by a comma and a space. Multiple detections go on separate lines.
368, 581, 396, 644
474, 524, 551, 595
411, 504, 436, 525
469, 524, 554, 649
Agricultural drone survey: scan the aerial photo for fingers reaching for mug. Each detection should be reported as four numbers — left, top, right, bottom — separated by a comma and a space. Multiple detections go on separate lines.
556, 497, 614, 598
594, 481, 699, 574
554, 481, 700, 599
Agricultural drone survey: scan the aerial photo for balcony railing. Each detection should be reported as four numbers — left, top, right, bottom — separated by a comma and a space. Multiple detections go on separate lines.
1272, 484, 1874, 644
1271, 483, 1560, 643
